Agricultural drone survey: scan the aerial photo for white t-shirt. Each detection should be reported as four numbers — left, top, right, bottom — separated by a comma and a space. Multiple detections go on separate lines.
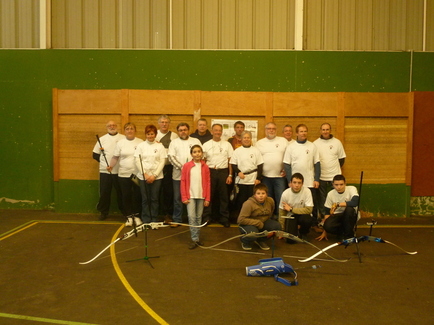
325, 185, 359, 214
255, 136, 287, 177
114, 137, 143, 177
314, 137, 346, 181
279, 186, 314, 217
283, 141, 320, 188
230, 146, 264, 185
190, 162, 203, 199
202, 139, 234, 169
168, 137, 202, 181
93, 133, 125, 174
134, 141, 167, 180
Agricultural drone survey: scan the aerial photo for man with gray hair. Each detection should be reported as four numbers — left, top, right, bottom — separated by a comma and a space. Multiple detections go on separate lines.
156, 115, 178, 223
168, 122, 201, 225
282, 124, 295, 144
202, 123, 234, 227
255, 122, 288, 216
92, 121, 125, 220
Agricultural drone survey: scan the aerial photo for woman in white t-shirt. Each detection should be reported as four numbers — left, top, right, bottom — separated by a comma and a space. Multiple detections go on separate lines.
108, 123, 143, 226
135, 124, 167, 224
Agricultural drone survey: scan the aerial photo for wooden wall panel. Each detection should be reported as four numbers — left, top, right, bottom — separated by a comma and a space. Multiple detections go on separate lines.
57, 89, 123, 114
129, 90, 198, 114
344, 92, 410, 117
54, 89, 413, 186
273, 92, 339, 116
200, 91, 270, 116
344, 117, 408, 184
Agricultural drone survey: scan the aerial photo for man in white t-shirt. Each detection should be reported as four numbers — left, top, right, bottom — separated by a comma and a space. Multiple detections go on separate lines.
202, 124, 234, 227
283, 124, 321, 221
156, 115, 178, 223
314, 123, 346, 218
168, 123, 201, 225
316, 174, 359, 241
92, 121, 125, 220
279, 173, 314, 242
256, 122, 287, 217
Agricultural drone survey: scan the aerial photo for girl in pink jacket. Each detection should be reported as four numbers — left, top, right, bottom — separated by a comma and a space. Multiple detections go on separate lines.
181, 145, 211, 249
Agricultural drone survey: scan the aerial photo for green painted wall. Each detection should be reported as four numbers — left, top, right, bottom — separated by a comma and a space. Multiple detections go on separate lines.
0, 50, 433, 216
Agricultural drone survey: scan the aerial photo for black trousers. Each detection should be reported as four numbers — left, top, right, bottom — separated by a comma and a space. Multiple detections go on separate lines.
284, 214, 313, 236
324, 207, 357, 239
203, 168, 230, 223
160, 164, 174, 216
97, 173, 123, 216
118, 176, 142, 218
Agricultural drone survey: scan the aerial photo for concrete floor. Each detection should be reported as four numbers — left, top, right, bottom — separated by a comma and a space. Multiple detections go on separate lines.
1, 209, 433, 325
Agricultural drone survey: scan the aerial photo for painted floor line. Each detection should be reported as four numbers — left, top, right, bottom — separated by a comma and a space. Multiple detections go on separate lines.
110, 225, 169, 325
0, 221, 38, 241
0, 312, 98, 325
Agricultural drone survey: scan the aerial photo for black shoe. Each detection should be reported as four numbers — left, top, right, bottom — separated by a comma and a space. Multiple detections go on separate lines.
98, 213, 108, 221
220, 221, 230, 228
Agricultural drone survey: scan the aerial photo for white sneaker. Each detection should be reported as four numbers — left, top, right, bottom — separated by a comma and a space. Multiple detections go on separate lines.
125, 218, 133, 227
134, 217, 143, 226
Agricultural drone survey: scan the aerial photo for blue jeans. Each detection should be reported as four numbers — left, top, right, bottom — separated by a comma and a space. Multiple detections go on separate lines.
140, 179, 162, 223
172, 180, 183, 223
239, 219, 282, 245
186, 198, 204, 242
261, 176, 287, 216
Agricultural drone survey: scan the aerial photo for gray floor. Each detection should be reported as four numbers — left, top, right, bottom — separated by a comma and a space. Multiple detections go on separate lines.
1, 209, 433, 325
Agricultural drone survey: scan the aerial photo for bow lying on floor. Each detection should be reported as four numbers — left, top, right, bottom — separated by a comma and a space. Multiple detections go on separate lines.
298, 235, 418, 263
199, 230, 349, 262
79, 221, 207, 265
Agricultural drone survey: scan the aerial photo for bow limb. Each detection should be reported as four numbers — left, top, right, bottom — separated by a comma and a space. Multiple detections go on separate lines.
79, 238, 121, 265
80, 222, 170, 265
359, 236, 417, 255
298, 242, 341, 263
170, 221, 208, 228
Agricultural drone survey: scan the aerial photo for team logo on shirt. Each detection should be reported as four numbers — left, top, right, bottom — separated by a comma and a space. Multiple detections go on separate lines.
250, 154, 254, 158
306, 149, 310, 154
276, 144, 279, 148
329, 145, 334, 150
154, 149, 158, 153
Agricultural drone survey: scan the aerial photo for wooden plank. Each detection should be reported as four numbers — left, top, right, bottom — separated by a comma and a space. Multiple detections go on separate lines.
273, 92, 339, 116
57, 89, 123, 114
344, 92, 410, 117
129, 89, 197, 114
200, 91, 270, 116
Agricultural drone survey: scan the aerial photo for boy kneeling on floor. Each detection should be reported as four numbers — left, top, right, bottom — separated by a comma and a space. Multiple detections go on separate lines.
238, 183, 282, 251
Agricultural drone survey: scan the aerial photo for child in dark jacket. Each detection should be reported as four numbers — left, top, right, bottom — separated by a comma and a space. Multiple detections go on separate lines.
237, 183, 282, 251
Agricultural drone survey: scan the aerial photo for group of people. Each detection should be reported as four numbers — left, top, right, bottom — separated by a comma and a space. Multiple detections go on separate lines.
93, 116, 359, 250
